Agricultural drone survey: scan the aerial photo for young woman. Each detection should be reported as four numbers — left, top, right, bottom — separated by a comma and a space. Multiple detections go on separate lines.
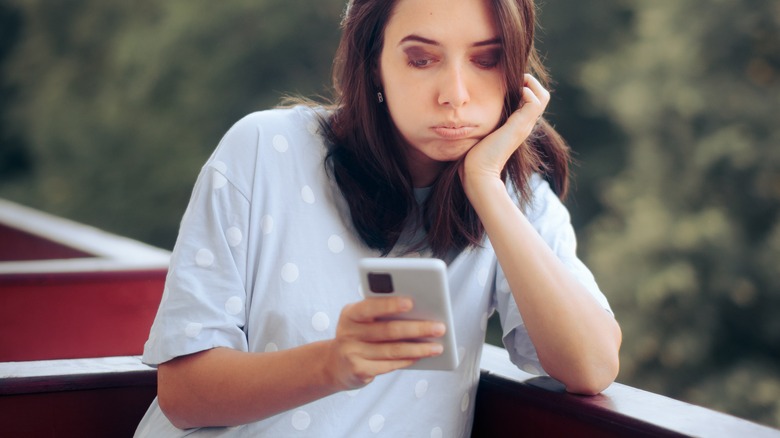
135, 0, 621, 436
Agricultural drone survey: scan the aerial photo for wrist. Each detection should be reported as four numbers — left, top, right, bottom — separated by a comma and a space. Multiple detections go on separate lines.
313, 339, 349, 393
461, 171, 507, 208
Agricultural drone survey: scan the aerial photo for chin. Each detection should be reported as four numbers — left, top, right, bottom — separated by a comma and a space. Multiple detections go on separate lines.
431, 140, 479, 162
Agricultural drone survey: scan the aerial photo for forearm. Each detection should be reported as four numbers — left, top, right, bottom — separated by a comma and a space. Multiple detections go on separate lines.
158, 342, 339, 429
467, 178, 621, 394
157, 296, 445, 429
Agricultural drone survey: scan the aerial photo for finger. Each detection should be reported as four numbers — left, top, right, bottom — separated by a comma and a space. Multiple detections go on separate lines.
334, 340, 443, 388
359, 319, 447, 342
523, 74, 551, 105
343, 297, 413, 323
361, 340, 444, 361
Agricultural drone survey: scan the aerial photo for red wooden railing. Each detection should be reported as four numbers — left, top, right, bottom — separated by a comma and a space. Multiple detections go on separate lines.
2, 347, 778, 437
0, 199, 169, 362
1, 198, 778, 437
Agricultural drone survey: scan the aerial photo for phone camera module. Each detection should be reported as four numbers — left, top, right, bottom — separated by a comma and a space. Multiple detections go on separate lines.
368, 272, 394, 293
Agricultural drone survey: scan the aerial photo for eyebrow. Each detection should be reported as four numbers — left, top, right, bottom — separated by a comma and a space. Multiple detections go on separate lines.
398, 34, 502, 48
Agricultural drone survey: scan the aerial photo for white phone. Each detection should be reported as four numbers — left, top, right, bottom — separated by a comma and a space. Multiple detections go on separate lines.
358, 257, 459, 371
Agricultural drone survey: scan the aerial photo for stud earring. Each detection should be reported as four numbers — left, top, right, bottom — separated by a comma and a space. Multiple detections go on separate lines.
377, 91, 384, 103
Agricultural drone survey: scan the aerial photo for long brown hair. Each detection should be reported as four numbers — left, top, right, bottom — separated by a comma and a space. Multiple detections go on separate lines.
321, 0, 570, 258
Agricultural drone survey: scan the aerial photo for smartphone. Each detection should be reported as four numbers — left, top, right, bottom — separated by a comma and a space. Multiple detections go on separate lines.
358, 257, 459, 371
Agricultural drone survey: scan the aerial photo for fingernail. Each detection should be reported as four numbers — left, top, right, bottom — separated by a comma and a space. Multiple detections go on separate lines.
430, 344, 444, 355
399, 298, 413, 311
432, 323, 446, 336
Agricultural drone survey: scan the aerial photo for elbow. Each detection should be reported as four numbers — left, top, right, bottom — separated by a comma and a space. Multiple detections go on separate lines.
157, 362, 203, 430
568, 318, 622, 395
158, 384, 196, 430
554, 340, 622, 395
564, 360, 619, 395
563, 346, 621, 396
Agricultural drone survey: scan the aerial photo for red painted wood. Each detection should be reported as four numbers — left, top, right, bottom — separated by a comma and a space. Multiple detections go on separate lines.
3, 354, 777, 438
472, 373, 683, 437
0, 223, 94, 261
0, 383, 156, 438
0, 269, 166, 361
472, 346, 780, 437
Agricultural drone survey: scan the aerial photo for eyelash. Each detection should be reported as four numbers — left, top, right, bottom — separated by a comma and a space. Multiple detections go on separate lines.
406, 56, 500, 70
473, 57, 500, 69
408, 58, 436, 68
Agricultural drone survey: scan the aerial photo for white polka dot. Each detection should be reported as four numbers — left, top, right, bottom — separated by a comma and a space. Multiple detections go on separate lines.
212, 172, 227, 189
225, 296, 243, 315
460, 392, 470, 412
480, 312, 489, 331
264, 342, 279, 352
195, 248, 214, 267
431, 427, 443, 438
312, 312, 330, 332
226, 227, 242, 247
185, 322, 202, 338
477, 267, 489, 287
262, 215, 274, 235
369, 414, 385, 433
272, 135, 289, 152
522, 363, 542, 375
281, 263, 299, 283
212, 161, 227, 173
328, 235, 344, 253
415, 380, 429, 398
291, 410, 310, 431
301, 185, 316, 204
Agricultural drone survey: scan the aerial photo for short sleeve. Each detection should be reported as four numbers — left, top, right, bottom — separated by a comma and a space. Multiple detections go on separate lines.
142, 137, 254, 366
494, 174, 612, 375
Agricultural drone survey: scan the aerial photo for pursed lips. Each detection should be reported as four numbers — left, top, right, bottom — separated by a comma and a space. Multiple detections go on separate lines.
431, 122, 478, 139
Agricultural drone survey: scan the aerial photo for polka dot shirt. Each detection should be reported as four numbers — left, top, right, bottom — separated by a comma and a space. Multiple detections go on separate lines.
135, 107, 611, 437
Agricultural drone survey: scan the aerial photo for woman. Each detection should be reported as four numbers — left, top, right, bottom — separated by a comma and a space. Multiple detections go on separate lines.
136, 0, 621, 436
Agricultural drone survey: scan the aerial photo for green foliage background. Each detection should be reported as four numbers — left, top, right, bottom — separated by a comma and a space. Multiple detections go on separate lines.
1, 0, 778, 429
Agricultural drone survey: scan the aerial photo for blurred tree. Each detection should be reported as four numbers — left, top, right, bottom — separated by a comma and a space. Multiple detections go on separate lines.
0, 1, 27, 180
579, 0, 780, 428
1, 0, 344, 247
535, 1, 633, 228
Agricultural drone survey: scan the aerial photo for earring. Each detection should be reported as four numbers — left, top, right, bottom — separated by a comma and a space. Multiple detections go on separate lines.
377, 91, 384, 103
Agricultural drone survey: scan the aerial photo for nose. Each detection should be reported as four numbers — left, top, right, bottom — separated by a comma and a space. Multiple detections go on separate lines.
437, 63, 470, 108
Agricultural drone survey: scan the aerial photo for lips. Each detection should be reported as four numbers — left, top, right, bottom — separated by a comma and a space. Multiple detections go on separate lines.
431, 123, 477, 139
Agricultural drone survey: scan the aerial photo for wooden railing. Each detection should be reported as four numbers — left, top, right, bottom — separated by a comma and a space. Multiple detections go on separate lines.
1, 198, 778, 437
2, 347, 779, 437
0, 199, 169, 362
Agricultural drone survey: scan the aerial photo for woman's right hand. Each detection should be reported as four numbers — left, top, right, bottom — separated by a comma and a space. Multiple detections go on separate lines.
327, 297, 446, 390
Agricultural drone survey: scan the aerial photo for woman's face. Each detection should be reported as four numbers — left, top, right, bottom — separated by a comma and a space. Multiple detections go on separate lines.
379, 0, 506, 186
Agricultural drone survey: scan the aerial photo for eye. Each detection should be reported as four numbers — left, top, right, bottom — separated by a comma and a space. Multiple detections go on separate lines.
472, 49, 502, 69
408, 56, 436, 68
403, 46, 439, 69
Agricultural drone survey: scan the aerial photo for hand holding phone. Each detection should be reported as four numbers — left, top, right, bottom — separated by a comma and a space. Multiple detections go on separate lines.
359, 258, 459, 371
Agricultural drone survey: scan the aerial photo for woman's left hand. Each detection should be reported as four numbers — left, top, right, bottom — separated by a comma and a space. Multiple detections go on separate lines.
460, 74, 549, 193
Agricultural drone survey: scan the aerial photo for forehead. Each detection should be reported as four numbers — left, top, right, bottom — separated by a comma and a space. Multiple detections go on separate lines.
384, 0, 499, 45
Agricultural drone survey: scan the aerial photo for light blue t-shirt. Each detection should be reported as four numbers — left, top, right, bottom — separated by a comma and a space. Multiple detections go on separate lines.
135, 106, 610, 437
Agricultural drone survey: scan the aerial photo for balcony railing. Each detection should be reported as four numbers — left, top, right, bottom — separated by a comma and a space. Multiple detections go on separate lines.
1, 198, 778, 437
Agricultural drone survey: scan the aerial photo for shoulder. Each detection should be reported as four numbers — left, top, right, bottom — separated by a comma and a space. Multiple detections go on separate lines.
219, 106, 325, 149
204, 106, 329, 193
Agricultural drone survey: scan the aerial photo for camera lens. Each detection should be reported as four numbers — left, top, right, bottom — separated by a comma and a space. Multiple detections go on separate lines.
368, 272, 394, 293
